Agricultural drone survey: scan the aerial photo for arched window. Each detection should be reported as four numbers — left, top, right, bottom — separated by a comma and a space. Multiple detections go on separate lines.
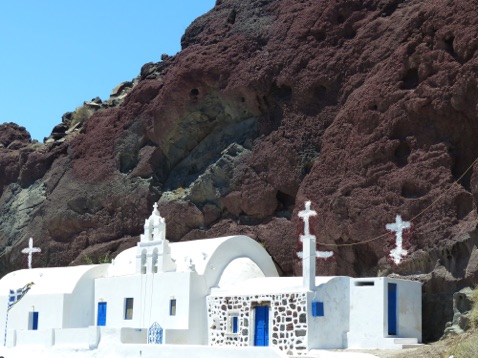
152, 248, 158, 274
141, 249, 147, 274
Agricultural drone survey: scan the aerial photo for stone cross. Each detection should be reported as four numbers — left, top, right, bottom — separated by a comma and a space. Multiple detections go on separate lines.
386, 215, 411, 264
21, 238, 41, 269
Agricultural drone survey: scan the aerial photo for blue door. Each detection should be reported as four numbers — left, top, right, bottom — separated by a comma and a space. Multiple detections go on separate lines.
254, 305, 269, 346
97, 302, 107, 326
388, 283, 397, 335
32, 312, 38, 330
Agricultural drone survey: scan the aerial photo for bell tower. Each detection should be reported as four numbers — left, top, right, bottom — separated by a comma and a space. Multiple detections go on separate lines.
136, 203, 176, 274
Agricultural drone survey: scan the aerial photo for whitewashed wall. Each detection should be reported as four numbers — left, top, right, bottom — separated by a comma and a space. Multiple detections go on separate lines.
307, 277, 350, 349
347, 277, 422, 349
94, 272, 192, 330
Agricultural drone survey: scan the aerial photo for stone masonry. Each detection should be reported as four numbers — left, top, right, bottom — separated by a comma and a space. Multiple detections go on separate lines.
207, 292, 308, 355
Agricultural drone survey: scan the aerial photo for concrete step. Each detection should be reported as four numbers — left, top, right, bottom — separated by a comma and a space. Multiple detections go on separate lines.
402, 344, 424, 349
393, 338, 418, 345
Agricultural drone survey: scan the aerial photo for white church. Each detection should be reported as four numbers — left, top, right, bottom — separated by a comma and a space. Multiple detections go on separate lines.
0, 202, 422, 356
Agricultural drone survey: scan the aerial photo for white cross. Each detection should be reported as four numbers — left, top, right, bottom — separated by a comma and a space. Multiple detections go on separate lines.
386, 215, 411, 264
298, 201, 316, 236
21, 238, 41, 269
297, 201, 333, 259
153, 202, 159, 215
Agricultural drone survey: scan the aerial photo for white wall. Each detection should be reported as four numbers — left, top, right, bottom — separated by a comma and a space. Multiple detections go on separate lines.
187, 272, 209, 344
95, 275, 142, 328
347, 278, 385, 348
2, 294, 65, 334
63, 265, 108, 328
95, 271, 194, 333
347, 277, 422, 349
151, 271, 191, 330
54, 328, 91, 347
395, 278, 422, 342
119, 327, 147, 343
307, 277, 350, 349
12, 329, 54, 347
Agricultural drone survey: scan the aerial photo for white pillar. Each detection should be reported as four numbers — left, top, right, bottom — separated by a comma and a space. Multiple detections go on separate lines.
298, 201, 318, 291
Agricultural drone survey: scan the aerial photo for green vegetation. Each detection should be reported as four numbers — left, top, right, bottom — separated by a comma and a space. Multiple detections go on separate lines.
83, 252, 111, 265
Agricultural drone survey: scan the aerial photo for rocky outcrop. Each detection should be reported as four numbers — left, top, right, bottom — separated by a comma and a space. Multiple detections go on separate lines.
1, 0, 478, 341
442, 287, 475, 338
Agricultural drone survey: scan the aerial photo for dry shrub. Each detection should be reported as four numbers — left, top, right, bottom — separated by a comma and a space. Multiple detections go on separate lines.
71, 105, 93, 125
447, 333, 478, 358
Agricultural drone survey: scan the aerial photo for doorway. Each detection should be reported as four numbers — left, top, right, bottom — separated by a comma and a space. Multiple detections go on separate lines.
254, 305, 269, 346
388, 283, 397, 335
97, 302, 107, 326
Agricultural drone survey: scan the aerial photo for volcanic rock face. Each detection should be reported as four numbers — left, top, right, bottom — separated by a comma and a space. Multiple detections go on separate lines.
1, 0, 478, 341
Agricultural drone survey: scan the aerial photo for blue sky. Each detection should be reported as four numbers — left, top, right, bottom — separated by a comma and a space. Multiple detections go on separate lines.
0, 1, 215, 141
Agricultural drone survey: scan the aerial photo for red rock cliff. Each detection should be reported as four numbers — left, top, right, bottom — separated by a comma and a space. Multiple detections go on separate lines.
1, 0, 478, 341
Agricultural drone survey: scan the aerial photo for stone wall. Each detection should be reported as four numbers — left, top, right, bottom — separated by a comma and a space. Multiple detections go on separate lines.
207, 292, 308, 355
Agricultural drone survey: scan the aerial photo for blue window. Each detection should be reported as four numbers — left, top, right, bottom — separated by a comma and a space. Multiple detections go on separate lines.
169, 299, 176, 316
232, 316, 238, 333
29, 312, 39, 330
124, 298, 134, 320
228, 313, 239, 334
312, 301, 324, 317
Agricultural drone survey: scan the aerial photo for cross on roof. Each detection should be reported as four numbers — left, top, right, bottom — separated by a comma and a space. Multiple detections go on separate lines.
152, 202, 160, 215
386, 215, 411, 264
21, 238, 41, 269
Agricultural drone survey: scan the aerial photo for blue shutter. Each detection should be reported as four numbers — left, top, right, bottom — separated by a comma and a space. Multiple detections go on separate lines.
32, 312, 39, 330
312, 301, 324, 317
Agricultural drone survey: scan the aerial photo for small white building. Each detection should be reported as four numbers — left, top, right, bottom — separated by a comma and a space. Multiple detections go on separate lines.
0, 202, 422, 355
0, 264, 108, 347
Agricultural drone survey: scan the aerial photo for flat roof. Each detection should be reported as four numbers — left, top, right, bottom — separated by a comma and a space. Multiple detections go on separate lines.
209, 276, 347, 296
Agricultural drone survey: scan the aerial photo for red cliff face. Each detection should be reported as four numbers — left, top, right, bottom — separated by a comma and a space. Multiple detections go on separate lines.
1, 0, 478, 340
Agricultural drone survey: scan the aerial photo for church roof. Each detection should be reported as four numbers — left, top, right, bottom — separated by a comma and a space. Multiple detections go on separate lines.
0, 265, 108, 295
108, 236, 237, 277
106, 235, 279, 287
